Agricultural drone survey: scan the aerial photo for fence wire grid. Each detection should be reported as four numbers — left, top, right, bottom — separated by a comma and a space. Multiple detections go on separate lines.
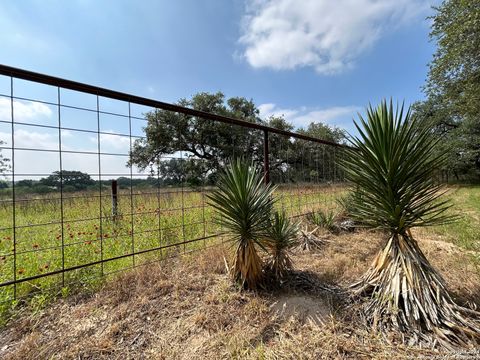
0, 65, 347, 305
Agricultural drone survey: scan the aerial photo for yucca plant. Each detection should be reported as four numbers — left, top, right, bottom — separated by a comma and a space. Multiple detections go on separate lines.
207, 159, 276, 289
306, 209, 338, 233
265, 210, 299, 279
341, 100, 480, 347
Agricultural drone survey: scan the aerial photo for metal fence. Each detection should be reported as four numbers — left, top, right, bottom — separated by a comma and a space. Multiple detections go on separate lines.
0, 65, 346, 304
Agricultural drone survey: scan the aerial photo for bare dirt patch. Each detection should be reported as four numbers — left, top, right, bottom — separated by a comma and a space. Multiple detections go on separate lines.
270, 294, 331, 325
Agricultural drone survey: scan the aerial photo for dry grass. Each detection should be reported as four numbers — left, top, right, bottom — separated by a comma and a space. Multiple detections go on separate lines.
0, 229, 479, 359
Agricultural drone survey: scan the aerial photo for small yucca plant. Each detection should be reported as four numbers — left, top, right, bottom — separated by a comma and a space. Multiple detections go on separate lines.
306, 209, 338, 232
207, 159, 276, 289
265, 210, 298, 279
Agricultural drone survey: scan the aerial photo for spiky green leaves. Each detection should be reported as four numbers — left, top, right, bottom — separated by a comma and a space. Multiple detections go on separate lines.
306, 209, 338, 233
266, 210, 299, 253
265, 210, 298, 279
207, 159, 277, 246
341, 100, 454, 234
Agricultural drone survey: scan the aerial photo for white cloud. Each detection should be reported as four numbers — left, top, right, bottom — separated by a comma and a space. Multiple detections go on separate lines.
259, 103, 361, 130
0, 127, 135, 180
240, 0, 430, 74
100, 133, 130, 150
89, 131, 131, 152
12, 129, 58, 149
291, 106, 361, 128
0, 97, 53, 122
258, 103, 299, 120
61, 129, 73, 138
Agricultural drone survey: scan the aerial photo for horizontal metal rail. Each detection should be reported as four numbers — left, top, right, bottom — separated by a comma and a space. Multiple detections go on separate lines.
0, 233, 224, 287
0, 64, 347, 148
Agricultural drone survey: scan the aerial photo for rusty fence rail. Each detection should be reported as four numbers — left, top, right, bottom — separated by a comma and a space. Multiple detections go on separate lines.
0, 64, 347, 304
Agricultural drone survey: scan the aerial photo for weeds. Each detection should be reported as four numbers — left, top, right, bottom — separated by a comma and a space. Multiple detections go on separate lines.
306, 209, 338, 232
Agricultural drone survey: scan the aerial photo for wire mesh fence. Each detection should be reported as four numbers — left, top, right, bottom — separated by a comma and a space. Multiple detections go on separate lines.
0, 65, 347, 307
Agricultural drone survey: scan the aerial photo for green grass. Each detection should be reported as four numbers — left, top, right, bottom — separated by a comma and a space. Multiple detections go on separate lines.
425, 185, 480, 252
0, 183, 345, 317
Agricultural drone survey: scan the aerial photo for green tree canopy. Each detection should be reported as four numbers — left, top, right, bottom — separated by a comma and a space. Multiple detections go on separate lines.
298, 122, 346, 144
40, 170, 95, 190
415, 0, 480, 179
129, 92, 345, 185
426, 0, 480, 118
129, 92, 263, 174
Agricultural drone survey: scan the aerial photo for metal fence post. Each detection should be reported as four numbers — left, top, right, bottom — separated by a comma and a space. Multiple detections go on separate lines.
264, 130, 270, 184
111, 180, 118, 221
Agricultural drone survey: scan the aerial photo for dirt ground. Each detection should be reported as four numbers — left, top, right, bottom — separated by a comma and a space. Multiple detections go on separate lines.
0, 229, 479, 359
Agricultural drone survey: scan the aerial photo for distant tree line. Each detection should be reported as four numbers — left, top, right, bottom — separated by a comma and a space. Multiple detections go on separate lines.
5, 171, 99, 194
0, 171, 160, 194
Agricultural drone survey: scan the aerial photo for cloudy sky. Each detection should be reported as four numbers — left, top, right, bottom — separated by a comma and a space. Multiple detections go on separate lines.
0, 0, 438, 178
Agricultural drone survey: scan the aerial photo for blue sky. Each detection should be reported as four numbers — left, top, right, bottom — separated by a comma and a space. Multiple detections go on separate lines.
0, 0, 439, 178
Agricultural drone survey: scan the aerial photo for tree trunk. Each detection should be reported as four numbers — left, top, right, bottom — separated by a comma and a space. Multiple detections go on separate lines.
351, 233, 480, 348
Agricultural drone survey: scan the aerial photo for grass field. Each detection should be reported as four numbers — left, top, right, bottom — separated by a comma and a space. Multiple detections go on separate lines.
0, 183, 346, 311
424, 185, 480, 253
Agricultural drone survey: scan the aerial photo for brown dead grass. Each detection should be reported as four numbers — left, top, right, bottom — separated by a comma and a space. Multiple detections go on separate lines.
0, 230, 479, 359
